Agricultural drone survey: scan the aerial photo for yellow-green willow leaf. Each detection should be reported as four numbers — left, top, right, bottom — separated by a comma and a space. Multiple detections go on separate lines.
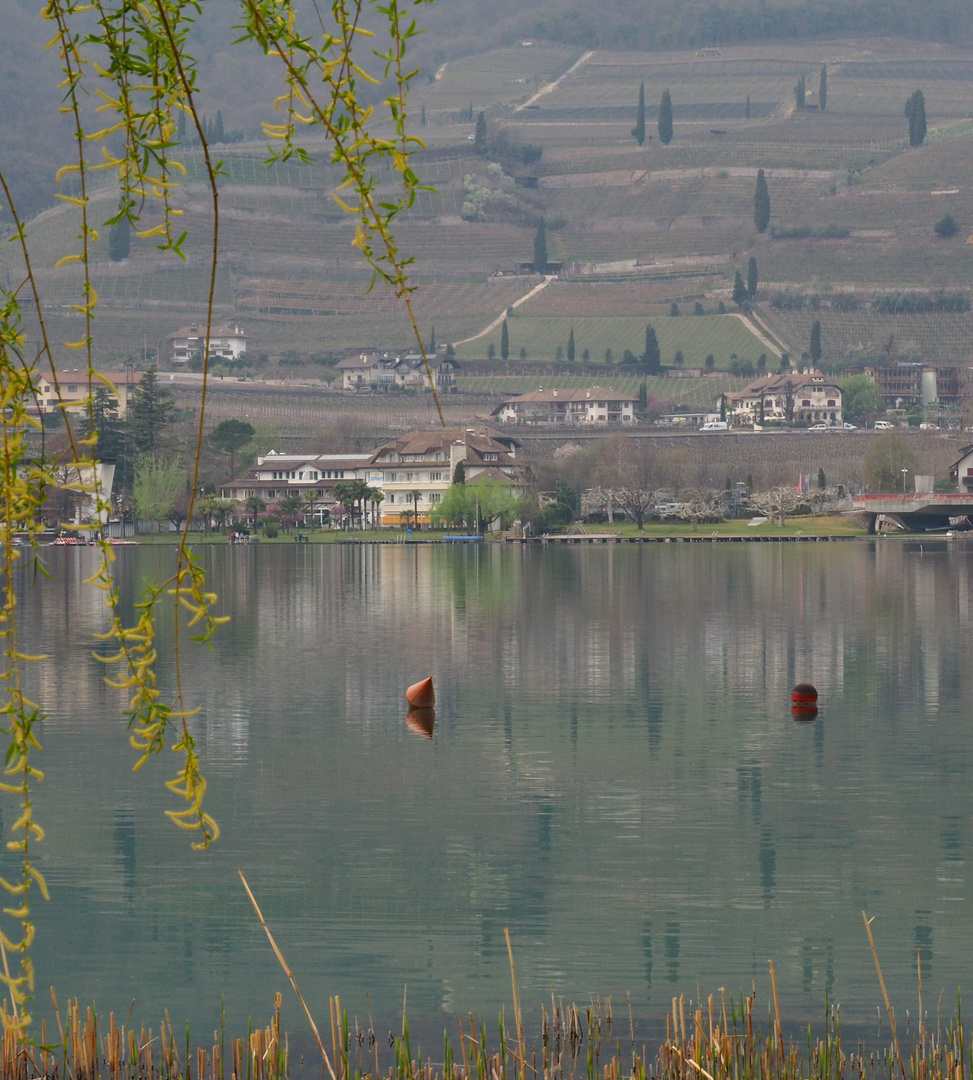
54, 194, 88, 207
83, 122, 126, 141
28, 867, 49, 901
11, 654, 47, 663
0, 879, 27, 896
54, 254, 83, 268
164, 811, 202, 831
2, 906, 29, 920
63, 339, 89, 349
332, 193, 356, 213
55, 164, 80, 182
0, 785, 23, 796
134, 224, 167, 239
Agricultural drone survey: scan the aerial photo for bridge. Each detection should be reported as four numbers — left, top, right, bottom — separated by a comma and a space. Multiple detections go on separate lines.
851, 493, 973, 532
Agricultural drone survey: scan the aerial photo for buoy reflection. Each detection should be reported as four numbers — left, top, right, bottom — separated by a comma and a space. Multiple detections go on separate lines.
406, 706, 435, 739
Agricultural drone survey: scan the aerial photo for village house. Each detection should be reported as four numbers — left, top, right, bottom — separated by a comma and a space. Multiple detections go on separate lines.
492, 386, 638, 425
33, 370, 143, 417
219, 451, 373, 523
337, 352, 456, 392
369, 428, 525, 526
949, 445, 973, 493
167, 323, 247, 365
728, 371, 843, 425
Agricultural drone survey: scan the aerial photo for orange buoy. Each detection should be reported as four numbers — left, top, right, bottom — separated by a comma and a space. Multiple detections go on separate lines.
406, 675, 435, 708
791, 682, 818, 706
406, 706, 436, 739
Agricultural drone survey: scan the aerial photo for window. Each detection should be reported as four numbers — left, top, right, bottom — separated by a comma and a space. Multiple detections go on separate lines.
388, 493, 395, 503
827, 399, 836, 407
429, 472, 443, 482
429, 493, 441, 503
802, 399, 811, 407
484, 453, 498, 461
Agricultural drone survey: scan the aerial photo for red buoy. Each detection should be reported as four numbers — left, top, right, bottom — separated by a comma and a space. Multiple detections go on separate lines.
406, 675, 435, 708
791, 683, 818, 706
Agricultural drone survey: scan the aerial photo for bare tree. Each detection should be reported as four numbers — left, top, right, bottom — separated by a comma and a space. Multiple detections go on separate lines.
679, 487, 719, 532
749, 486, 801, 527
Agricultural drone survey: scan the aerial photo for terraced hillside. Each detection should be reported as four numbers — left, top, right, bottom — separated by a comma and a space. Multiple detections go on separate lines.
10, 37, 973, 372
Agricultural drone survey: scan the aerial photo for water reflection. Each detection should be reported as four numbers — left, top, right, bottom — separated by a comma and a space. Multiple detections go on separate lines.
10, 541, 973, 1044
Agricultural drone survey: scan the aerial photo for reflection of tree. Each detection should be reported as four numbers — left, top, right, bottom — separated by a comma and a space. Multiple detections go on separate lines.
749, 486, 800, 527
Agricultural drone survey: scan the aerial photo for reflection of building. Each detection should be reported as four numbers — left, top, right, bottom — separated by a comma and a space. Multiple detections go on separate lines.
167, 323, 247, 365
729, 371, 842, 424
492, 387, 638, 425
370, 429, 525, 525
34, 370, 143, 417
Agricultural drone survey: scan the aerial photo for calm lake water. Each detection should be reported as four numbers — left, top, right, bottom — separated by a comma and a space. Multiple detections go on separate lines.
11, 540, 973, 1050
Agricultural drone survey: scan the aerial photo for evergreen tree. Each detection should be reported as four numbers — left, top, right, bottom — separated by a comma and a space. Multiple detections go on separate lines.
445, 343, 455, 358
753, 168, 770, 232
428, 325, 436, 352
129, 367, 175, 456
420, 104, 426, 126
533, 218, 547, 273
809, 320, 822, 363
108, 213, 131, 262
818, 467, 827, 489
819, 65, 827, 111
474, 111, 487, 154
719, 393, 727, 422
794, 75, 806, 109
632, 82, 646, 146
905, 89, 926, 146
638, 379, 647, 412
208, 418, 255, 480
500, 319, 509, 360
746, 256, 758, 300
214, 109, 225, 143
658, 89, 673, 145
745, 94, 751, 119
452, 461, 466, 484
641, 324, 661, 374
487, 343, 496, 360
567, 327, 575, 362
732, 270, 748, 307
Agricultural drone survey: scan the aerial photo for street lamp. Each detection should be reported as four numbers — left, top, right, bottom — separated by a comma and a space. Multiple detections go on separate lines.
901, 468, 909, 494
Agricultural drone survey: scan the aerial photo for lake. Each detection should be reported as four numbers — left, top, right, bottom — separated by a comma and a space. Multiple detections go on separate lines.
10, 539, 973, 1052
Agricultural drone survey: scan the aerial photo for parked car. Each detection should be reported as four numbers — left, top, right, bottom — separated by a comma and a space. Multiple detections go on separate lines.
873, 420, 895, 430
919, 423, 939, 430
700, 421, 729, 431
808, 424, 830, 431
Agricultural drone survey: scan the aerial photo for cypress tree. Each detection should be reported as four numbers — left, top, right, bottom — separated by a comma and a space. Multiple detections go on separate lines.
474, 111, 487, 154
500, 319, 509, 360
214, 109, 225, 143
753, 168, 770, 233
533, 219, 547, 273
794, 75, 806, 109
732, 270, 748, 307
809, 320, 822, 363
567, 327, 575, 362
905, 89, 926, 146
658, 89, 673, 145
818, 467, 827, 489
632, 82, 646, 146
641, 324, 661, 374
108, 213, 131, 262
746, 256, 758, 300
420, 104, 426, 126
429, 326, 436, 352
719, 393, 727, 422
819, 65, 827, 111
453, 461, 466, 484
745, 94, 751, 119
638, 379, 647, 412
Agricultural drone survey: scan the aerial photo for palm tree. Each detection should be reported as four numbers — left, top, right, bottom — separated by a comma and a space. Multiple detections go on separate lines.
407, 489, 423, 531
367, 487, 384, 529
244, 495, 266, 528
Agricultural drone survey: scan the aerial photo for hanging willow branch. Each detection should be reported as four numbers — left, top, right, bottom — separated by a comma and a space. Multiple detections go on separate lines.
0, 0, 435, 1032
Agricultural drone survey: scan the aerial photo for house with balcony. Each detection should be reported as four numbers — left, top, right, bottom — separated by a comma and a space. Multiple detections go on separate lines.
949, 446, 973, 493
492, 387, 638, 425
369, 428, 525, 526
219, 451, 373, 522
728, 371, 842, 425
337, 352, 456, 392
168, 323, 247, 365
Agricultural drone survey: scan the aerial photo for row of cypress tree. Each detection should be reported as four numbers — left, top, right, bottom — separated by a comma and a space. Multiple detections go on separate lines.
632, 84, 673, 146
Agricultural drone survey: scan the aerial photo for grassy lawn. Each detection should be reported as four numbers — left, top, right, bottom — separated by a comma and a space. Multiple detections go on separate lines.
135, 515, 869, 545
454, 313, 772, 367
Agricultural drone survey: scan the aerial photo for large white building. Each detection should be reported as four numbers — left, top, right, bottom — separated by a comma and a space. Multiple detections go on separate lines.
492, 386, 638, 425
728, 371, 843, 425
